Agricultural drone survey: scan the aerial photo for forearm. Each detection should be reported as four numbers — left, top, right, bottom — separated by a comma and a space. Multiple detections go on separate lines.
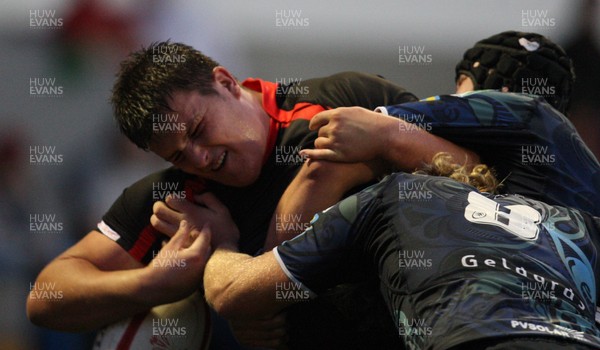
263, 161, 375, 249
204, 247, 251, 317
204, 248, 290, 319
380, 116, 480, 170
27, 256, 156, 332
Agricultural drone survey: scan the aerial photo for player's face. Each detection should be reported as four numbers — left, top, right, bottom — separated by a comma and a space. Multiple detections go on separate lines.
149, 80, 268, 187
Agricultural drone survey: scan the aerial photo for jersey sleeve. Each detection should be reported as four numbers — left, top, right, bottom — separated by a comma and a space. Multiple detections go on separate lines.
382, 90, 532, 131
297, 71, 418, 109
274, 177, 388, 295
381, 90, 600, 215
381, 90, 535, 193
98, 167, 205, 264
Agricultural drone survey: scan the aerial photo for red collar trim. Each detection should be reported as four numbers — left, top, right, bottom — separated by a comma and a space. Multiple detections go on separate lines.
242, 78, 280, 164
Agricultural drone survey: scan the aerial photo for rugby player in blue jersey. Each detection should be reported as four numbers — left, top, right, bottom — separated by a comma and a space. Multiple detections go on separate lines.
202, 152, 600, 350
301, 31, 600, 216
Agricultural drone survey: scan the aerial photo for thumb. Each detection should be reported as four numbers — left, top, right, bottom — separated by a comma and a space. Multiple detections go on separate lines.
188, 224, 212, 260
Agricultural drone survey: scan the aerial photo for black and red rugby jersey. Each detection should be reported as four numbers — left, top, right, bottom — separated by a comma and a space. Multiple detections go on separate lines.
98, 72, 417, 264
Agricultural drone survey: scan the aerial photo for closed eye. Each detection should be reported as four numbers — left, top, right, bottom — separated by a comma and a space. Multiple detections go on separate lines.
192, 120, 202, 138
168, 150, 183, 164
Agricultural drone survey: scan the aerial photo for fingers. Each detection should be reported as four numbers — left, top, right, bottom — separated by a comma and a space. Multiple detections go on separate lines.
167, 194, 207, 218
308, 110, 333, 131
166, 220, 193, 248
166, 220, 208, 250
152, 200, 183, 236
153, 200, 183, 223
150, 214, 178, 237
299, 148, 338, 161
153, 195, 216, 237
165, 194, 191, 211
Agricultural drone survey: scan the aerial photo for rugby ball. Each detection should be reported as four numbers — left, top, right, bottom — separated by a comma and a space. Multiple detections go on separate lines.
93, 291, 211, 350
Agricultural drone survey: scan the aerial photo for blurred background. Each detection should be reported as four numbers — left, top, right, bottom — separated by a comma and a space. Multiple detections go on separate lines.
1, 0, 599, 349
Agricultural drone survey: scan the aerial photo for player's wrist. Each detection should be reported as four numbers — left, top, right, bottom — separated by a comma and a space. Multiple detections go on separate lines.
138, 262, 188, 306
379, 115, 403, 164
137, 265, 167, 305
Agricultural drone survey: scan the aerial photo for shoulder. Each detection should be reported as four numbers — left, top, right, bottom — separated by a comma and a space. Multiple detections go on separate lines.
306, 71, 402, 91
457, 90, 542, 107
108, 166, 203, 212
120, 167, 191, 195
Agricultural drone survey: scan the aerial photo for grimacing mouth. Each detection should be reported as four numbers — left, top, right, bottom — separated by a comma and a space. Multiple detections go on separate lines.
211, 150, 227, 171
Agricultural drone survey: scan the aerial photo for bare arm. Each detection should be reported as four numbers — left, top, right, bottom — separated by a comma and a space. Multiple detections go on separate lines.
263, 159, 380, 249
27, 231, 147, 331
151, 194, 290, 349
27, 222, 210, 332
202, 205, 293, 319
300, 107, 480, 171
261, 107, 478, 249
204, 246, 294, 320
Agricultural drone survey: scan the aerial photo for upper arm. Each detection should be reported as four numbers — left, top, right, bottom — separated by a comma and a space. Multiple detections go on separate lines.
209, 189, 373, 320
300, 159, 375, 191
52, 230, 143, 271
264, 160, 375, 248
27, 230, 143, 325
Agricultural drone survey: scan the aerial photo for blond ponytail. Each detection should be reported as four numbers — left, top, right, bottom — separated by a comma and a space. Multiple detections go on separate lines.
414, 152, 500, 194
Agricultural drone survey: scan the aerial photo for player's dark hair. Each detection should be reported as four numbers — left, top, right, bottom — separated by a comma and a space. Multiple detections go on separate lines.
111, 41, 220, 150
455, 31, 575, 114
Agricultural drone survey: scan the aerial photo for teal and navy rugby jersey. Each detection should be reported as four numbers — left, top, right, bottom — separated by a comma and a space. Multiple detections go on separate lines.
276, 173, 600, 349
380, 90, 600, 216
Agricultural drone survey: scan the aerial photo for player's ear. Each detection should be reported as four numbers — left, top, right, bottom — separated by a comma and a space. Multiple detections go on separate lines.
213, 66, 241, 97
